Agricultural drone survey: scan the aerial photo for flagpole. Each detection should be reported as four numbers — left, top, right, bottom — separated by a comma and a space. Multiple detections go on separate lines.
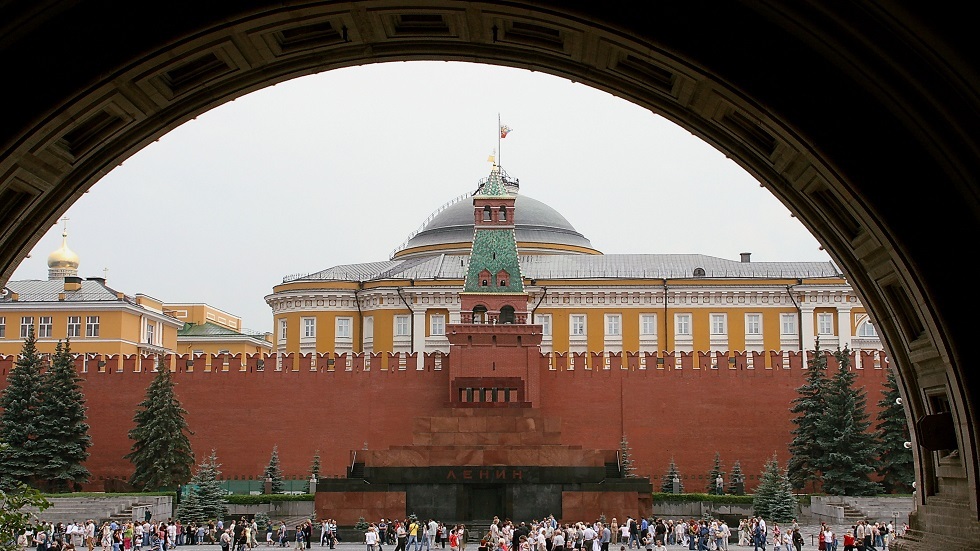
497, 113, 501, 168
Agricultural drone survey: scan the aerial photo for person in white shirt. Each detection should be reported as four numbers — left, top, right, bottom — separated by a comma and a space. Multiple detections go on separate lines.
582, 525, 596, 551
85, 520, 97, 551
366, 526, 380, 551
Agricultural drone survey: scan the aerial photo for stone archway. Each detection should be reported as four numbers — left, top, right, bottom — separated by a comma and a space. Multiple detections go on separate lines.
1, 3, 976, 548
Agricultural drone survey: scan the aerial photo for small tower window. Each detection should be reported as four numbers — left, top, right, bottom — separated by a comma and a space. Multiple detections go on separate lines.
496, 270, 510, 287
499, 206, 507, 221
483, 206, 492, 221
479, 269, 492, 287
500, 306, 516, 324
496, 269, 510, 287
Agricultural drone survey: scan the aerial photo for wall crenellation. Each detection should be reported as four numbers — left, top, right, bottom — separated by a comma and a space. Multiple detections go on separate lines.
0, 348, 887, 377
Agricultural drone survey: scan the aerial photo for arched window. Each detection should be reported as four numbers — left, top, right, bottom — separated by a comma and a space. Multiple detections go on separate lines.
499, 205, 507, 221
500, 306, 516, 324
858, 320, 878, 337
483, 206, 492, 221
473, 305, 488, 324
693, 267, 706, 277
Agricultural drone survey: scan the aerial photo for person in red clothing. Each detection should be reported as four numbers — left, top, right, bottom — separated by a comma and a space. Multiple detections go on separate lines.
842, 532, 856, 551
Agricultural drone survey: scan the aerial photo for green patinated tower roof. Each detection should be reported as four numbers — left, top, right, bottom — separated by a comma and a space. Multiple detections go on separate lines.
464, 167, 524, 293
474, 166, 508, 197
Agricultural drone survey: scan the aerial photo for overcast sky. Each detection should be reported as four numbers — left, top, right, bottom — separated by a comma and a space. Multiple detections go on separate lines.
11, 61, 831, 333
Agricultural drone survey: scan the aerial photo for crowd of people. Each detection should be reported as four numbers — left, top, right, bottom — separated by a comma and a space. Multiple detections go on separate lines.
15, 513, 909, 551
804, 519, 902, 551
358, 515, 908, 551
14, 517, 335, 551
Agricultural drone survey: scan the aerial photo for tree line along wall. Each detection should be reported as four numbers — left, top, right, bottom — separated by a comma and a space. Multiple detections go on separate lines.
0, 349, 890, 493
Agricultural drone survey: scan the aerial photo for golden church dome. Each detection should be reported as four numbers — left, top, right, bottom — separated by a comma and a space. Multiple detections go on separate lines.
47, 231, 80, 275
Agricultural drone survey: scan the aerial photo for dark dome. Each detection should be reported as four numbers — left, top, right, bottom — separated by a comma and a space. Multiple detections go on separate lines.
392, 194, 599, 259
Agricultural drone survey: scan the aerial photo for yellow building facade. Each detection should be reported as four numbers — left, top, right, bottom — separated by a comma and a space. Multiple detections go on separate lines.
266, 169, 882, 364
0, 231, 182, 356
0, 231, 269, 360
170, 302, 272, 357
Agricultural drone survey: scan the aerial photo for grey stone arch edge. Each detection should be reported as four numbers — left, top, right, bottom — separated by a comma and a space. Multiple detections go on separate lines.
0, 2, 976, 547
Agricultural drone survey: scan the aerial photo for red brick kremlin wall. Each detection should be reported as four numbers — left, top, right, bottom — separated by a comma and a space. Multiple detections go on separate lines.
0, 350, 889, 493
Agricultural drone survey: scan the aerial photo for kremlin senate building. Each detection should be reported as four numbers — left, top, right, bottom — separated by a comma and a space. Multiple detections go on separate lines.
0, 162, 888, 524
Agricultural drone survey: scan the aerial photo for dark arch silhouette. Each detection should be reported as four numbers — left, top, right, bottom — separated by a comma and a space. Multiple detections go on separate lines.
1, 3, 976, 547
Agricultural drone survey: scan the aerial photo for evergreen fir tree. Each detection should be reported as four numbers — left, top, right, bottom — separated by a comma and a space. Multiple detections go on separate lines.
875, 369, 914, 493
619, 435, 637, 478
125, 357, 195, 490
175, 486, 206, 523
193, 449, 228, 521
817, 347, 883, 496
753, 454, 781, 520
705, 452, 724, 494
34, 339, 91, 492
766, 457, 798, 523
728, 460, 745, 495
0, 328, 45, 489
263, 445, 284, 493
659, 458, 683, 493
787, 338, 829, 491
309, 450, 321, 480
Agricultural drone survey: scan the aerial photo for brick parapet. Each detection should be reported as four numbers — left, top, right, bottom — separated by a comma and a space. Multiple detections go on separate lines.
0, 348, 887, 377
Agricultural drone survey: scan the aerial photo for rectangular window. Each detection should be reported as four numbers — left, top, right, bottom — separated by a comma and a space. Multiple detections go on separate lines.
570, 314, 586, 336
38, 316, 53, 338
278, 319, 288, 341
336, 317, 352, 338
67, 316, 81, 338
145, 322, 155, 344
710, 314, 727, 335
605, 314, 621, 336
640, 314, 657, 336
675, 314, 691, 336
745, 313, 761, 335
86, 315, 100, 337
818, 312, 834, 335
429, 315, 445, 336
535, 313, 552, 336
395, 315, 411, 336
21, 316, 34, 339
0, 317, 5, 339
781, 313, 797, 335
303, 317, 316, 338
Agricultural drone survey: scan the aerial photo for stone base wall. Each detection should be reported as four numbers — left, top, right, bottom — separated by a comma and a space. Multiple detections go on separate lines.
314, 491, 406, 525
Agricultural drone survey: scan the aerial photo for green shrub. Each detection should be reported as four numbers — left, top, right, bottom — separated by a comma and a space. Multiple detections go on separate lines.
651, 492, 755, 504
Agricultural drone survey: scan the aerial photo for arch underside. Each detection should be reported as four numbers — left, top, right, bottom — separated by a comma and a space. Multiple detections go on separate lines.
1, 2, 977, 548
